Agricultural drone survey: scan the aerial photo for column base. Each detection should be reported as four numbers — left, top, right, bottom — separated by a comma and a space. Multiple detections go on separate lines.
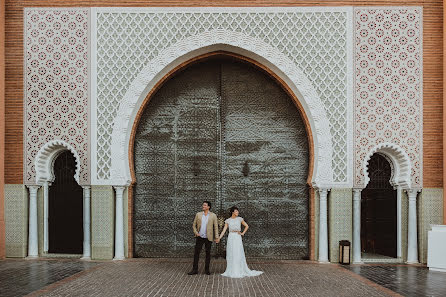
80, 256, 91, 260
429, 267, 446, 272
352, 261, 364, 264
26, 255, 38, 259
406, 260, 420, 264
113, 256, 125, 261
318, 260, 330, 264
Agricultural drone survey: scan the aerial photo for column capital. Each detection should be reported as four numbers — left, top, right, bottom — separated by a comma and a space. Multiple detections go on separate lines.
26, 185, 40, 190
392, 184, 403, 190
353, 188, 362, 201
113, 186, 126, 193
406, 188, 421, 199
82, 185, 91, 190
315, 187, 330, 195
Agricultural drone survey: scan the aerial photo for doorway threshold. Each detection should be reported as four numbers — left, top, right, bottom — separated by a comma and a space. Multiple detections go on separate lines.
361, 253, 403, 263
42, 253, 83, 259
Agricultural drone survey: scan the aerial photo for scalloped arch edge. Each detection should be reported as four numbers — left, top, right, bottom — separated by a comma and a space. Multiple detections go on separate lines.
362, 142, 411, 189
34, 140, 81, 186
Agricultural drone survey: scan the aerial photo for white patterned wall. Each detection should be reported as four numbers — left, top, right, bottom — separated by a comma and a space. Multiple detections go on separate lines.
24, 8, 90, 185
354, 7, 423, 188
91, 7, 353, 186
22, 7, 424, 189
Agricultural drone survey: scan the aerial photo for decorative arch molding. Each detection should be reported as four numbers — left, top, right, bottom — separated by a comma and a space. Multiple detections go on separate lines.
34, 140, 81, 185
362, 142, 412, 189
110, 29, 334, 188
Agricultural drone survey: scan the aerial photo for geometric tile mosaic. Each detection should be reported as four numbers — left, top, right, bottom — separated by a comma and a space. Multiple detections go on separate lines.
418, 188, 443, 263
93, 8, 353, 184
328, 188, 353, 263
354, 7, 423, 188
24, 8, 89, 185
4, 185, 29, 257
91, 186, 114, 260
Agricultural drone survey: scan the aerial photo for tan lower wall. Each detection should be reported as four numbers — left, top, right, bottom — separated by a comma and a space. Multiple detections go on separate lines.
4, 184, 27, 257
91, 185, 114, 260
328, 189, 352, 263
418, 188, 444, 263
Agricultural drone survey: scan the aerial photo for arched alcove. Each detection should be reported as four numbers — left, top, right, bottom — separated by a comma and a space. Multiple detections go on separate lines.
359, 142, 412, 261
48, 150, 83, 254
33, 140, 84, 255
361, 153, 397, 258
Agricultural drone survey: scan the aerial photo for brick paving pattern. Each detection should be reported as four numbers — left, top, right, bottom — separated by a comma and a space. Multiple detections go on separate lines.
0, 259, 100, 297
3, 259, 446, 297
344, 264, 446, 297
25, 259, 394, 297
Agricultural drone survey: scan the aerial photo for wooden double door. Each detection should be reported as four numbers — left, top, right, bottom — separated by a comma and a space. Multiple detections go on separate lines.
133, 56, 310, 259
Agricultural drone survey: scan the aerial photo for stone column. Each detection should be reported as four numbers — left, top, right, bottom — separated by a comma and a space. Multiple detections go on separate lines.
43, 182, 49, 253
352, 188, 362, 263
81, 186, 91, 259
113, 186, 125, 260
27, 185, 40, 258
396, 186, 402, 259
407, 189, 419, 264
318, 188, 329, 263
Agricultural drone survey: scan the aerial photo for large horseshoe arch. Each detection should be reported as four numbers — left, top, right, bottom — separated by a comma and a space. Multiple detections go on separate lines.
131, 52, 311, 259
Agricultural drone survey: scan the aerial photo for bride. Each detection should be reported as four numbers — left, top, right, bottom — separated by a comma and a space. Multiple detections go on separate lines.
217, 206, 263, 278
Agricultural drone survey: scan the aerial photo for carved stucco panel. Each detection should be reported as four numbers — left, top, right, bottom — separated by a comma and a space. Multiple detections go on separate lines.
109, 30, 334, 188
92, 7, 353, 186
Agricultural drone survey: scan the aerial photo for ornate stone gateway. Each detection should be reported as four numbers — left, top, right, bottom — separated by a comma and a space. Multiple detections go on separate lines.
133, 56, 309, 259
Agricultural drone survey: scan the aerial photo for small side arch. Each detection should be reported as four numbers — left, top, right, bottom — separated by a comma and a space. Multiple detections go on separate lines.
363, 142, 411, 189
34, 140, 81, 185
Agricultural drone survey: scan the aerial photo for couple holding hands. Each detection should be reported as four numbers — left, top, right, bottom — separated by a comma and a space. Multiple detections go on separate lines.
188, 201, 263, 278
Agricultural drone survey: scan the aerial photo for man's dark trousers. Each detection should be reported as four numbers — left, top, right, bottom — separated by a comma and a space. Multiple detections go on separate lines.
193, 236, 212, 272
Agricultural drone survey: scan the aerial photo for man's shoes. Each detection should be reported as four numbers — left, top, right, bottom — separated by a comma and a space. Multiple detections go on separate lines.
205, 271, 211, 275
187, 270, 198, 275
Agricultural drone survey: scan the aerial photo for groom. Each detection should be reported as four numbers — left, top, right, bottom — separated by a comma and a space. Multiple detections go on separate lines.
188, 201, 219, 275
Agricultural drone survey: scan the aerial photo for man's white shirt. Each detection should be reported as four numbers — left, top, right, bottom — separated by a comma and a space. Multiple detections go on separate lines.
199, 212, 209, 238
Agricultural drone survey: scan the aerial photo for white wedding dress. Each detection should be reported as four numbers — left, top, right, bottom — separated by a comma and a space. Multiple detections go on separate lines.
221, 217, 263, 278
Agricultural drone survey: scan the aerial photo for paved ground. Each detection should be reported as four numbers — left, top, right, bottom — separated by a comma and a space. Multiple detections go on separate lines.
0, 258, 445, 297
344, 264, 446, 297
0, 259, 99, 297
